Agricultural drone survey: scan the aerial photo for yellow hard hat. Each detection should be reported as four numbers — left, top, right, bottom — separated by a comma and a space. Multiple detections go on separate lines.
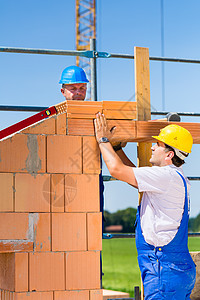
152, 124, 193, 153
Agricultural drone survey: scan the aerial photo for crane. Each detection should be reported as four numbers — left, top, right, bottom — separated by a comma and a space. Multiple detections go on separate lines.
76, 0, 96, 99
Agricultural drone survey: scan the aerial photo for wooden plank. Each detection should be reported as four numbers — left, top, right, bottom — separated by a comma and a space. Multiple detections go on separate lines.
134, 46, 152, 163
134, 47, 151, 122
0, 241, 33, 253
134, 47, 151, 300
134, 46, 152, 229
67, 118, 200, 144
136, 121, 200, 144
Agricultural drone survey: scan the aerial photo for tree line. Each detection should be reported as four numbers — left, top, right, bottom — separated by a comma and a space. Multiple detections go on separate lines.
103, 207, 200, 233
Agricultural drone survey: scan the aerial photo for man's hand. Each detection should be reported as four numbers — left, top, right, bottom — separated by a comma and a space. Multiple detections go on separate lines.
94, 112, 127, 148
94, 112, 114, 143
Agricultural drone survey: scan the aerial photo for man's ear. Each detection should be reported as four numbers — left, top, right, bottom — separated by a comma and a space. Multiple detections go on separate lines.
166, 151, 174, 160
61, 88, 65, 95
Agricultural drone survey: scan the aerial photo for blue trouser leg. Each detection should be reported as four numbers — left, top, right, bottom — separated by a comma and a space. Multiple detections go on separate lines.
139, 253, 196, 300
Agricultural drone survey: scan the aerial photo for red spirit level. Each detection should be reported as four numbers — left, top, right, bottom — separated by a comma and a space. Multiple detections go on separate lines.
0, 101, 67, 140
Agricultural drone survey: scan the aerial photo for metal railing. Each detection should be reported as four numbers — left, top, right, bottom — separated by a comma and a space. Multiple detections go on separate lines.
2, 46, 200, 63
103, 232, 200, 239
2, 43, 200, 102
1, 105, 200, 118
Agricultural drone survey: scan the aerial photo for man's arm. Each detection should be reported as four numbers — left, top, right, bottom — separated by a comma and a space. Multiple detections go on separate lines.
115, 148, 136, 167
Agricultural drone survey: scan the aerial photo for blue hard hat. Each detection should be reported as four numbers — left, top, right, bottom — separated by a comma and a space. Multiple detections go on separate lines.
59, 65, 89, 84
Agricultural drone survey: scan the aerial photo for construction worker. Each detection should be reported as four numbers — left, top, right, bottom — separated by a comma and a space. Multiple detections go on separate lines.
59, 65, 89, 100
94, 112, 196, 299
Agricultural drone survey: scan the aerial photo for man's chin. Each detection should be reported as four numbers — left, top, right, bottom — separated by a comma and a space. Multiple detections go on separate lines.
72, 97, 85, 101
149, 158, 155, 166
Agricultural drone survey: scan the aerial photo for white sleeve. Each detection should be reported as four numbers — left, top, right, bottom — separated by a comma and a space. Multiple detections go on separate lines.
133, 166, 171, 193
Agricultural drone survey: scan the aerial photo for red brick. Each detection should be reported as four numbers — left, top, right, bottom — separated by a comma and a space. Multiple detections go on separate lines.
87, 213, 102, 250
15, 174, 50, 212
0, 213, 29, 240
0, 290, 14, 299
54, 290, 89, 300
66, 100, 102, 116
0, 253, 14, 291
65, 174, 99, 212
22, 117, 56, 134
14, 292, 53, 300
15, 253, 29, 292
90, 290, 103, 300
33, 213, 51, 251
103, 100, 137, 110
52, 213, 86, 251
51, 174, 64, 212
0, 173, 13, 212
0, 134, 46, 173
83, 137, 100, 174
29, 252, 65, 291
47, 135, 82, 173
65, 251, 100, 290
67, 119, 94, 136
56, 113, 67, 135
0, 253, 28, 292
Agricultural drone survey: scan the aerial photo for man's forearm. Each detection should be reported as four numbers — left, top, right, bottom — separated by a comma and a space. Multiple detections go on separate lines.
115, 149, 136, 167
99, 142, 124, 175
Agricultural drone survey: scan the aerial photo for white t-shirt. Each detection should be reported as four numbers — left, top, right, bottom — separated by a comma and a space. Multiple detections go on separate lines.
133, 164, 190, 247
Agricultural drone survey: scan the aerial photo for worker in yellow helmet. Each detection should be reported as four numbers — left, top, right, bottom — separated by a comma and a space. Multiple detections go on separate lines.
94, 113, 196, 299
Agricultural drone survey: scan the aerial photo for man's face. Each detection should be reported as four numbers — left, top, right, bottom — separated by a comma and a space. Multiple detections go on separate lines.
61, 83, 87, 101
150, 141, 173, 166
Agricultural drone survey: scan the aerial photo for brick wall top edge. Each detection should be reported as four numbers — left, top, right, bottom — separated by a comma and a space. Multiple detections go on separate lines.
0, 100, 137, 142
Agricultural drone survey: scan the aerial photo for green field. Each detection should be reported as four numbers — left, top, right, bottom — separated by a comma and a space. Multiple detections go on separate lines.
102, 237, 200, 297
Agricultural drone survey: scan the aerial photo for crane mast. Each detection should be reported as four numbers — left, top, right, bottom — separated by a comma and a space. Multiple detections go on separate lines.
76, 0, 96, 99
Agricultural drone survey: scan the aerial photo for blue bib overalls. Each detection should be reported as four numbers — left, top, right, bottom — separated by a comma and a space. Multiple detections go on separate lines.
135, 172, 196, 299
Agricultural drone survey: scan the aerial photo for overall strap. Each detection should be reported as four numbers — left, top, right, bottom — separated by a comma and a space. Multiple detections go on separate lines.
176, 171, 189, 213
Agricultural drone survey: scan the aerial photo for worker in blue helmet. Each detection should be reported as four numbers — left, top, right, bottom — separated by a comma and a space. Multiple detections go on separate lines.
59, 65, 89, 101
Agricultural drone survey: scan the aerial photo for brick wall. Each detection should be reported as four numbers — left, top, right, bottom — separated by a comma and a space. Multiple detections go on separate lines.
0, 113, 103, 300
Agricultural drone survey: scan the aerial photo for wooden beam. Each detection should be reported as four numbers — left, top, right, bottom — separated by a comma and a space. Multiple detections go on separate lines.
134, 47, 152, 171
134, 47, 152, 247
134, 44, 152, 300
136, 121, 200, 144
134, 47, 151, 121
67, 118, 200, 144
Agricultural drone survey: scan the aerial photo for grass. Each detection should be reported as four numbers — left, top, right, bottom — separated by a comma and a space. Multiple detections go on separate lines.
102, 237, 200, 297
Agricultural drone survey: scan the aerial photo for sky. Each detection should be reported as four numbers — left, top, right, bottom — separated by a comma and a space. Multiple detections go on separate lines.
0, 0, 200, 217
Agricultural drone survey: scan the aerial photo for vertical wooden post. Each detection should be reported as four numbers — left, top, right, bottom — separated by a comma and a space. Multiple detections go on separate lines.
134, 46, 152, 187
134, 47, 152, 300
